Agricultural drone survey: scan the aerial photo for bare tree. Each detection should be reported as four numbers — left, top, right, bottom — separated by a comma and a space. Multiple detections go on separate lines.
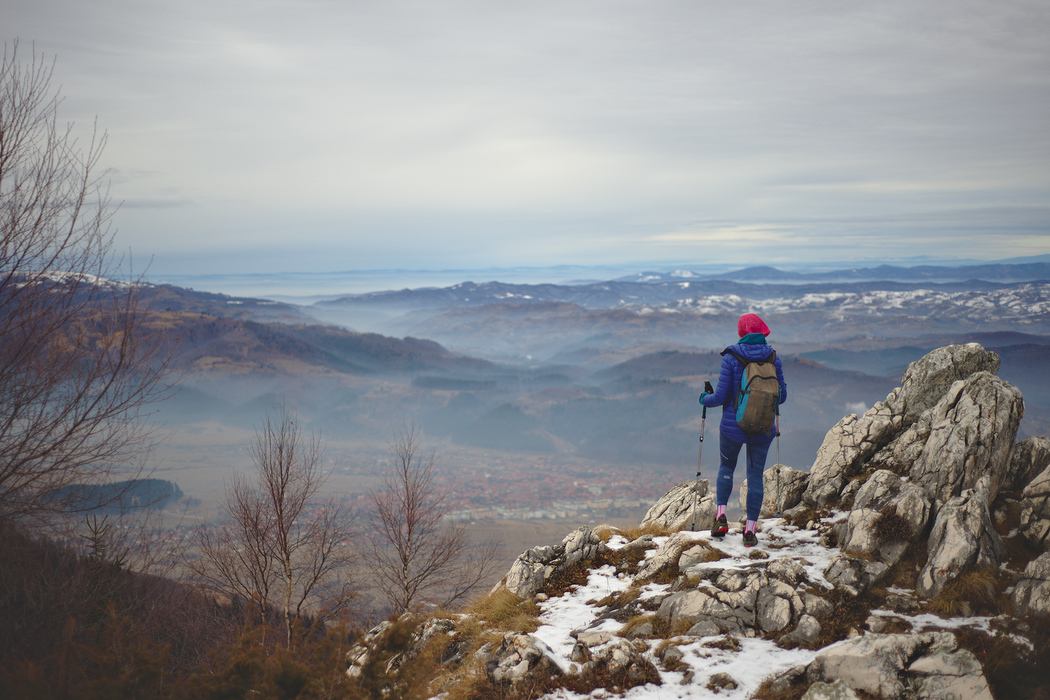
367, 425, 501, 615
189, 405, 358, 647
0, 41, 168, 525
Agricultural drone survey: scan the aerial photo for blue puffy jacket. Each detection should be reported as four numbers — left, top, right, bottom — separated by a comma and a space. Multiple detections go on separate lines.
700, 333, 787, 444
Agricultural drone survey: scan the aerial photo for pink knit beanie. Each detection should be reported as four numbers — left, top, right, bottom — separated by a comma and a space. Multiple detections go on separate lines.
738, 313, 771, 337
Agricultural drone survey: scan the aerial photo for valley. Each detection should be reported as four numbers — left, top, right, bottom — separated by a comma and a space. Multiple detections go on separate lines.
141, 262, 1050, 534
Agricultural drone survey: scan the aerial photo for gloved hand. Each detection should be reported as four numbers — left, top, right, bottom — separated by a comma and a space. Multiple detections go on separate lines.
699, 392, 709, 404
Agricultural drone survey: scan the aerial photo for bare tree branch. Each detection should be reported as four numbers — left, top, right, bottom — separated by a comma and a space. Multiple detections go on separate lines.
187, 404, 359, 647
0, 41, 170, 526
366, 424, 502, 615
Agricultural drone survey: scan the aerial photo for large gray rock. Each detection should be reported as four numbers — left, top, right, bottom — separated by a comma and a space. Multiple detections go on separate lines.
839, 508, 883, 557
501, 527, 607, 598
805, 631, 993, 700
852, 470, 905, 511
807, 632, 942, 698
839, 472, 931, 561
636, 531, 697, 580
918, 476, 1004, 598
907, 372, 1024, 505
908, 646, 995, 700
891, 343, 1001, 424
485, 633, 561, 684
655, 567, 801, 634
804, 344, 1001, 507
892, 483, 934, 539
1019, 464, 1050, 551
801, 680, 859, 700
1011, 551, 1050, 618
739, 463, 810, 517
787, 615, 823, 647
639, 479, 715, 531
805, 402, 903, 507
503, 545, 560, 599
584, 638, 658, 684
1005, 436, 1050, 492
823, 555, 890, 597
756, 577, 801, 633
562, 526, 607, 568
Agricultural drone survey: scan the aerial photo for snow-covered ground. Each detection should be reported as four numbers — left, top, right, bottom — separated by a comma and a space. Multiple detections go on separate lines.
526, 518, 1000, 700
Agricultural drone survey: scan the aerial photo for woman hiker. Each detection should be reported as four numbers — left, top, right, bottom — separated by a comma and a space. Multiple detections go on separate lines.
699, 313, 787, 547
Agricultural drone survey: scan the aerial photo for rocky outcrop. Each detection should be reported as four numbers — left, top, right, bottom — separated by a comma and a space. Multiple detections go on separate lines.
918, 476, 1004, 598
656, 565, 806, 635
1019, 464, 1050, 551
1011, 552, 1050, 618
804, 344, 1003, 507
793, 632, 994, 700
635, 531, 698, 580
823, 554, 890, 597
905, 373, 1024, 504
893, 344, 1001, 423
805, 404, 903, 507
484, 633, 561, 684
639, 479, 714, 531
838, 470, 931, 563
1005, 436, 1050, 492
501, 526, 607, 598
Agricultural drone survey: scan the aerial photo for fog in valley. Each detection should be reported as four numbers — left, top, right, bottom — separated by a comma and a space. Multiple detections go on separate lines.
145, 263, 1050, 538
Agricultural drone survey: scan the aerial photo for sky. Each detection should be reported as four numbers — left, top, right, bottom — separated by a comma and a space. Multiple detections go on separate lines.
5, 0, 1050, 286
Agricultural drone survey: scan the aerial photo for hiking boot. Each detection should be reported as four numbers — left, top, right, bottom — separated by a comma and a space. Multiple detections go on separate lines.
710, 514, 728, 538
742, 530, 758, 548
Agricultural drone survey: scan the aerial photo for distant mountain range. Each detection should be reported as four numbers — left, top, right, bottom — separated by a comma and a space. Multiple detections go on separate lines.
314, 266, 1049, 314
617, 262, 1050, 284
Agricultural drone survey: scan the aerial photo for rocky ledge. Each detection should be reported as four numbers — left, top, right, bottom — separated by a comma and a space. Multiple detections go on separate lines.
345, 344, 1050, 700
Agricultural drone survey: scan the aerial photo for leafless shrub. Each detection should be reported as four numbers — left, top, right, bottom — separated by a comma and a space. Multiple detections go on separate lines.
188, 405, 359, 646
366, 424, 502, 615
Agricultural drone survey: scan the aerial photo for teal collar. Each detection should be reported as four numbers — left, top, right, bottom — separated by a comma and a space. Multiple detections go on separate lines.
739, 333, 767, 344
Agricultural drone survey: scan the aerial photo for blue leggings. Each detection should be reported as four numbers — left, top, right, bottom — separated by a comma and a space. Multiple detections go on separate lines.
716, 434, 772, 522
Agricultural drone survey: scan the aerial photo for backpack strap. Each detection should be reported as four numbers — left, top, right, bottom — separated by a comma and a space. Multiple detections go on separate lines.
722, 348, 776, 366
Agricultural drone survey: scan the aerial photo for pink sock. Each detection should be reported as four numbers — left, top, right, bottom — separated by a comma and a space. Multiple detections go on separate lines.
716, 505, 726, 519
745, 520, 757, 533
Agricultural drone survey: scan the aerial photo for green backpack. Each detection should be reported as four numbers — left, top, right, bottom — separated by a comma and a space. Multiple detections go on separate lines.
723, 348, 779, 436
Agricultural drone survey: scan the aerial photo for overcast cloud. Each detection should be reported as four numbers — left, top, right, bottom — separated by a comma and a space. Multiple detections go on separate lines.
5, 0, 1049, 278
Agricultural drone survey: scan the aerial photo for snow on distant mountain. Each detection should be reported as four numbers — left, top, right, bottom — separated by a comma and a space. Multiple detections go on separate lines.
317, 276, 1048, 319
669, 283, 1050, 322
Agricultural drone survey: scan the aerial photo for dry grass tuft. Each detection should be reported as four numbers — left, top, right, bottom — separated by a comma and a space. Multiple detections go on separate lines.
466, 589, 540, 634
813, 589, 882, 646
702, 634, 741, 652
591, 587, 641, 610
617, 522, 672, 541
542, 562, 593, 598
617, 614, 657, 639
751, 678, 808, 700
609, 545, 653, 577
873, 506, 914, 544
927, 568, 1004, 618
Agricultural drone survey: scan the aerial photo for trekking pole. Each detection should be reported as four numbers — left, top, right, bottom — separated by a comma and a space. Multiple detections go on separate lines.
775, 404, 781, 467
692, 402, 707, 531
